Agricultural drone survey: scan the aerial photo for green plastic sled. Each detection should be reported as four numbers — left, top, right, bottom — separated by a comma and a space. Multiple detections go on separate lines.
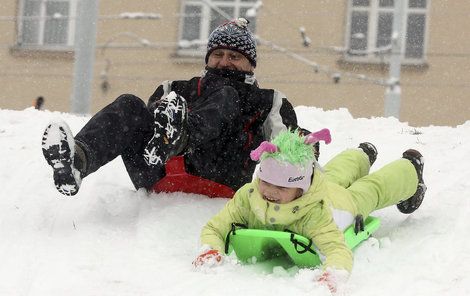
225, 216, 380, 268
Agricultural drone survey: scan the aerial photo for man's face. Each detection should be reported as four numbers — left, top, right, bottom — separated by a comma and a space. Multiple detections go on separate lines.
258, 179, 303, 204
207, 49, 254, 72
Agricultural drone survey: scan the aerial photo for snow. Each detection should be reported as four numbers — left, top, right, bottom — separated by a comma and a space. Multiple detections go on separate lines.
118, 13, 161, 20
1, 106, 470, 295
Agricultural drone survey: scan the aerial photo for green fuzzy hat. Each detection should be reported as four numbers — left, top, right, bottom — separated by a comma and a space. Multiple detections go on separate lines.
251, 128, 331, 193
260, 130, 315, 168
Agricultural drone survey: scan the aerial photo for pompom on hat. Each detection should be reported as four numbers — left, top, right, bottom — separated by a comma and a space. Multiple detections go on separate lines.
250, 129, 331, 193
205, 18, 257, 67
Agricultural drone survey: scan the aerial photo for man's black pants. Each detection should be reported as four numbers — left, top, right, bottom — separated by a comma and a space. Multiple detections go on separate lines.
74, 86, 242, 190
75, 94, 165, 189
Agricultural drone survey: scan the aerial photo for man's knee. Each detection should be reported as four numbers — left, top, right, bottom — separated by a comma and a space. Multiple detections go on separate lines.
114, 94, 147, 111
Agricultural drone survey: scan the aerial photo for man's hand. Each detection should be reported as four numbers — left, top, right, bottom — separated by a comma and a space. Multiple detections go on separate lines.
193, 249, 223, 268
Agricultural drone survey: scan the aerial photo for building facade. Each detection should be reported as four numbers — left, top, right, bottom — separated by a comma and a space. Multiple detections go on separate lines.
1, 0, 469, 127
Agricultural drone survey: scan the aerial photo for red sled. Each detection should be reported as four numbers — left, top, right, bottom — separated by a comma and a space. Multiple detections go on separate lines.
151, 156, 235, 198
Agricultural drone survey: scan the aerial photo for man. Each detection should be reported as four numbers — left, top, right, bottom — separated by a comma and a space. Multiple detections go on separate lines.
42, 18, 308, 196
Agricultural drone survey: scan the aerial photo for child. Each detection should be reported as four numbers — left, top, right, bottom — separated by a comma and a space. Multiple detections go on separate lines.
193, 130, 426, 292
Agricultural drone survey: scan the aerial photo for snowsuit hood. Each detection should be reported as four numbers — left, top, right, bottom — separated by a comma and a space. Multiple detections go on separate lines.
248, 172, 325, 226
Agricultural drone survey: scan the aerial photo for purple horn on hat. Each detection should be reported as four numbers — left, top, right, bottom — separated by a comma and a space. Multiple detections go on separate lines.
250, 141, 278, 161
304, 128, 332, 145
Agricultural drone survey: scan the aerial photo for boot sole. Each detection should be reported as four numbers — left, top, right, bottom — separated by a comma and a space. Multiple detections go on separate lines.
42, 121, 80, 196
144, 93, 187, 166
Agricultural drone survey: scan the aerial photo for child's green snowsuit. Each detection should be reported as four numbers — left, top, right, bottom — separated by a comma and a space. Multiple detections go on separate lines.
200, 149, 418, 272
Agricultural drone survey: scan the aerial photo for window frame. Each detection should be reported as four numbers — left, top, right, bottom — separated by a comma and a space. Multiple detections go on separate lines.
177, 0, 258, 58
344, 0, 430, 65
17, 0, 78, 50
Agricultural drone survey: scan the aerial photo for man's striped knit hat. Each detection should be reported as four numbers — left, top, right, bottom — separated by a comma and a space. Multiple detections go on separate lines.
205, 18, 257, 67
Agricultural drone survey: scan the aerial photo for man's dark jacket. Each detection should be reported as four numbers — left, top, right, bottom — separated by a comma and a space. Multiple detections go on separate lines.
147, 68, 301, 190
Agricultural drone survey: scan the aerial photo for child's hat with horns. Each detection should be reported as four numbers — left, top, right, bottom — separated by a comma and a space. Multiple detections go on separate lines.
250, 129, 331, 193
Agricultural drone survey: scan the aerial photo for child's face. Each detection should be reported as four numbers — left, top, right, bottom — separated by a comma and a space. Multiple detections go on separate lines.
258, 179, 303, 204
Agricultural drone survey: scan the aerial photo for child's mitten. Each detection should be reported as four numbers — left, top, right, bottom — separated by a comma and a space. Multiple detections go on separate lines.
193, 249, 223, 268
318, 271, 337, 293
316, 268, 349, 293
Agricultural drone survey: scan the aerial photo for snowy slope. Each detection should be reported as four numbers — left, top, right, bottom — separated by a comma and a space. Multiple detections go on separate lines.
1, 107, 469, 296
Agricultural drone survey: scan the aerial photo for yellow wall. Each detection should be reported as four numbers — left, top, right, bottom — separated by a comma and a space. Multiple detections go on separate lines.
1, 0, 469, 127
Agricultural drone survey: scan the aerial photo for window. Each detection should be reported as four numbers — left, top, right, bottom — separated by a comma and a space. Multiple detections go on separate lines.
17, 0, 77, 49
345, 0, 429, 64
178, 0, 258, 56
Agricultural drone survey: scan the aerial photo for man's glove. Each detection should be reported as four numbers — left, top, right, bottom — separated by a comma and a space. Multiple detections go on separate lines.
193, 249, 223, 268
314, 141, 320, 160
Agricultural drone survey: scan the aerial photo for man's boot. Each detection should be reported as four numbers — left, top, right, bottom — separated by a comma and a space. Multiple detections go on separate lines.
143, 91, 188, 166
42, 120, 86, 196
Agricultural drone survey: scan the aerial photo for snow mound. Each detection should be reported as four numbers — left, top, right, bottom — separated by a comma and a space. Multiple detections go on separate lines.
1, 107, 469, 295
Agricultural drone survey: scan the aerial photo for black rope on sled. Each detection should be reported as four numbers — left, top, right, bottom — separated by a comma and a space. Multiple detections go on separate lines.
224, 223, 248, 254
285, 229, 318, 255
